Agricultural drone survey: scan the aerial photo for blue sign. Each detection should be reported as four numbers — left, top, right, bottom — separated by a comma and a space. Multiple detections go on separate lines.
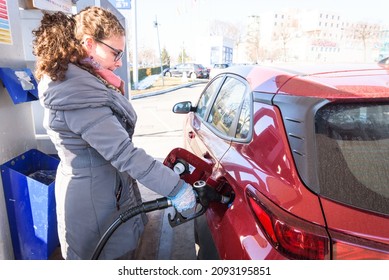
109, 0, 131, 9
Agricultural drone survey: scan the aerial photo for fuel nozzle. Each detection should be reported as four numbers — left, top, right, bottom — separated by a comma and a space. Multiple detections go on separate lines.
193, 180, 231, 207
168, 180, 232, 227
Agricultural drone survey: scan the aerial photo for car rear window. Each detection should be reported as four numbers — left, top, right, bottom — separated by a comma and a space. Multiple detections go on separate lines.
315, 102, 389, 215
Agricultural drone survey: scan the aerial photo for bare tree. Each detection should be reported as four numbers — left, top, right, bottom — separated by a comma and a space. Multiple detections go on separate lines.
271, 14, 299, 62
210, 19, 242, 42
245, 15, 261, 63
351, 22, 380, 62
138, 47, 158, 67
273, 27, 292, 62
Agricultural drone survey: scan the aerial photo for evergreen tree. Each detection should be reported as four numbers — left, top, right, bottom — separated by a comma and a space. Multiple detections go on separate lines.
161, 47, 170, 66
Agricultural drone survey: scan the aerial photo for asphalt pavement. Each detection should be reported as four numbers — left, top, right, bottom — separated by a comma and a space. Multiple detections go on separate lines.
130, 82, 205, 260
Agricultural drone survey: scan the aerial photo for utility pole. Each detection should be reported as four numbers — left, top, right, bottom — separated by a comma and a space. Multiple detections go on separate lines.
182, 41, 185, 63
154, 16, 164, 86
131, 0, 139, 90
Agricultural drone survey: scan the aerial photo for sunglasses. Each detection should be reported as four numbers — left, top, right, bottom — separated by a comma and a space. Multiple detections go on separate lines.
95, 39, 124, 62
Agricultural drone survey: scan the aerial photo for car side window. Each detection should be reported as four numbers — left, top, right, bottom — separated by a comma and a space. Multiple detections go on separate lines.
207, 77, 246, 136
195, 76, 223, 119
235, 92, 251, 139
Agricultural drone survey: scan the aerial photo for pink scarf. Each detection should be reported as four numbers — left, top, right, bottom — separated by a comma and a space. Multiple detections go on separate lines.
81, 57, 124, 94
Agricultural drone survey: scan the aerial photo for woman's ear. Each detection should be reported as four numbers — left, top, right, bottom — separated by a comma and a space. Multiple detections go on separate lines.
82, 36, 94, 51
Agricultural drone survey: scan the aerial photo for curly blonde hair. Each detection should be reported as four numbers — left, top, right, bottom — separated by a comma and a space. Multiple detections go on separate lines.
32, 6, 125, 81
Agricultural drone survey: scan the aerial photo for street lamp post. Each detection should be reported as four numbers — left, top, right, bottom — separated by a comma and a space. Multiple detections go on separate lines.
182, 41, 185, 63
131, 0, 139, 90
154, 16, 164, 86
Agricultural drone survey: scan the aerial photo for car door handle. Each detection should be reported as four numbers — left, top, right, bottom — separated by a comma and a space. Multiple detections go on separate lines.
188, 131, 195, 139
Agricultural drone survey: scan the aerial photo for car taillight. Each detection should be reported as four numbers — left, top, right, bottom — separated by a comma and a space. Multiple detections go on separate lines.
247, 189, 330, 260
331, 231, 389, 260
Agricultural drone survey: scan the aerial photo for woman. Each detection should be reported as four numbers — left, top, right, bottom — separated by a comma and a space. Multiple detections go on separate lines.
32, 6, 195, 260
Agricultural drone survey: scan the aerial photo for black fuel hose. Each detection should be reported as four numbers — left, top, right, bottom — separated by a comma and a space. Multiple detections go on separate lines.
91, 181, 232, 259
91, 197, 171, 260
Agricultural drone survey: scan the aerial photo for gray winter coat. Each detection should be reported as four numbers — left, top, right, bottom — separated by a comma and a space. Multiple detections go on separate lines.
39, 64, 183, 259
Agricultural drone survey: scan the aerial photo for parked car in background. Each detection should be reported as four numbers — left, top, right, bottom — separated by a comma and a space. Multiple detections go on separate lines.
173, 63, 389, 260
209, 63, 231, 79
378, 56, 389, 65
163, 63, 209, 79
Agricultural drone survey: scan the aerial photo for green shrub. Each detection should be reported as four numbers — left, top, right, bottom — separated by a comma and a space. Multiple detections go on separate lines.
130, 65, 169, 86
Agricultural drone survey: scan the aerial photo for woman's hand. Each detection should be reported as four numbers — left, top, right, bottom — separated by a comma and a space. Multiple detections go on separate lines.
168, 182, 196, 213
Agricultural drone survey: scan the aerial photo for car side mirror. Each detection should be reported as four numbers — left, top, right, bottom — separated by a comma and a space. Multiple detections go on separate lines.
172, 101, 193, 114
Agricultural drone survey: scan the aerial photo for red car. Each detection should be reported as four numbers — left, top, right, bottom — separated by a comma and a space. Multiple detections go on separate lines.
172, 63, 389, 260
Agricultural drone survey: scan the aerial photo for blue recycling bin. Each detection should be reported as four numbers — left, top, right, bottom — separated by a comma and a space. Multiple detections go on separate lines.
0, 67, 39, 104
1, 149, 60, 260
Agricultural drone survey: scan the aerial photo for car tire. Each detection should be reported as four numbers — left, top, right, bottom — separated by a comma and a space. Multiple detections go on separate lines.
194, 212, 220, 260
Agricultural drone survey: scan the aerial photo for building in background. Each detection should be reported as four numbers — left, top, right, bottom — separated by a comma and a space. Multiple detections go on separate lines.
194, 8, 388, 66
234, 8, 387, 64
195, 35, 234, 67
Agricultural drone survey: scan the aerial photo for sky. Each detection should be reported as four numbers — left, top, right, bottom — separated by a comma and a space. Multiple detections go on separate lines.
124, 0, 389, 59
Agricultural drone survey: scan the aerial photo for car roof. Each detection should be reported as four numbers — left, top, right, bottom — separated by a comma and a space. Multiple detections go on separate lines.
220, 64, 389, 99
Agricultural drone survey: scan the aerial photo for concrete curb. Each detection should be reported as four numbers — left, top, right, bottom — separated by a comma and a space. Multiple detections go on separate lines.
130, 80, 208, 100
